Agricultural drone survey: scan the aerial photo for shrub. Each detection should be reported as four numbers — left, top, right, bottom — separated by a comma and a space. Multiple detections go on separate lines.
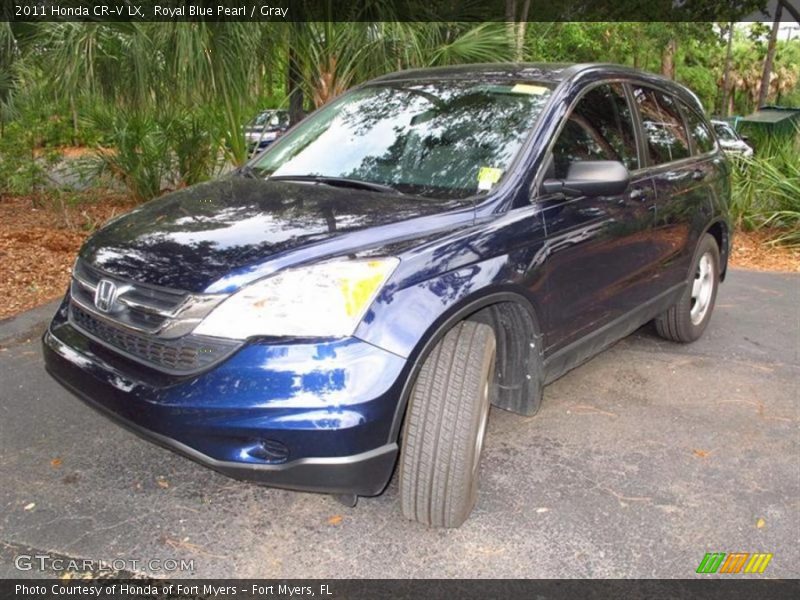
86, 107, 170, 203
85, 105, 226, 202
0, 121, 61, 197
731, 124, 800, 248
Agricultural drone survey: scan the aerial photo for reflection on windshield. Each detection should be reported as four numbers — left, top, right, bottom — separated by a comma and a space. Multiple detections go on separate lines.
253, 82, 553, 199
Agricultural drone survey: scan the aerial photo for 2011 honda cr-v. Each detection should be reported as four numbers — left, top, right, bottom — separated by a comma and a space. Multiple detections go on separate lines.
44, 63, 731, 527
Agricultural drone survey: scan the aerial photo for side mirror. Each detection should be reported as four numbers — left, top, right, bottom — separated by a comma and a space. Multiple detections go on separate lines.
740, 134, 750, 142
541, 160, 630, 197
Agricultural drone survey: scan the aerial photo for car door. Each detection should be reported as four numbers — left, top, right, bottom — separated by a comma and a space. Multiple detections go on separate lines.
631, 86, 713, 291
534, 82, 657, 354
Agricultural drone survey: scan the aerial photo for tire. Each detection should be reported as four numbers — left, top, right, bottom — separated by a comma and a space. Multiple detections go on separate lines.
655, 233, 720, 343
399, 321, 496, 528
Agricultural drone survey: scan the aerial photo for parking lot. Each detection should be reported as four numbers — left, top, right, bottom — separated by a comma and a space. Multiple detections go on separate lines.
0, 269, 797, 578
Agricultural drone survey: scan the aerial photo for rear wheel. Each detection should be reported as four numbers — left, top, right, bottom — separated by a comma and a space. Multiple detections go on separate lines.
655, 233, 720, 343
399, 321, 496, 528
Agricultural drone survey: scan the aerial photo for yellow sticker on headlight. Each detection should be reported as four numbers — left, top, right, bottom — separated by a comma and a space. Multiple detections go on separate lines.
340, 262, 395, 318
341, 274, 383, 317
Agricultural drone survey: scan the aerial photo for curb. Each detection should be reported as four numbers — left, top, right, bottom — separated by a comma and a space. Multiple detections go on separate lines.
0, 300, 60, 346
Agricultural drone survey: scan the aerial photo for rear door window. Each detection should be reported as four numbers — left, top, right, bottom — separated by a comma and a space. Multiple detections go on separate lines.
551, 83, 639, 178
632, 86, 691, 165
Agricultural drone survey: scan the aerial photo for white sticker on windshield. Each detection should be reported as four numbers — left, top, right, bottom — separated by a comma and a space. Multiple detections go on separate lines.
511, 84, 549, 95
477, 167, 503, 191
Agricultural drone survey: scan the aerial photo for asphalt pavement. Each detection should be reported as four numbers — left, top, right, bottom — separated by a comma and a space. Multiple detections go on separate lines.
0, 269, 797, 578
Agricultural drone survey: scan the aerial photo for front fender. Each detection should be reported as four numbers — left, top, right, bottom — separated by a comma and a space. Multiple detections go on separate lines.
354, 205, 550, 439
354, 206, 548, 359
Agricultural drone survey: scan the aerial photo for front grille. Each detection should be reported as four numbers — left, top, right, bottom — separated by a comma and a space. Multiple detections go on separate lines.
69, 303, 239, 374
71, 260, 189, 334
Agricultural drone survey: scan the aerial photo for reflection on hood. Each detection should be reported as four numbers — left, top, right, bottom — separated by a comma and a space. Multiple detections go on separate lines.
81, 177, 468, 292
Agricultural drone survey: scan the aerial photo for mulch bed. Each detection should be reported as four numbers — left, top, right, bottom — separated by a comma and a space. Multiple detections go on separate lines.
0, 194, 797, 321
729, 228, 800, 274
0, 194, 136, 320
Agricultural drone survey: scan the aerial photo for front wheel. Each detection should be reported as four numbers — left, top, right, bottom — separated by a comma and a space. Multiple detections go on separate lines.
399, 320, 496, 528
655, 233, 720, 343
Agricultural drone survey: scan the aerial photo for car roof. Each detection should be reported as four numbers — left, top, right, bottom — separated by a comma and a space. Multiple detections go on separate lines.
371, 62, 579, 85
370, 62, 704, 113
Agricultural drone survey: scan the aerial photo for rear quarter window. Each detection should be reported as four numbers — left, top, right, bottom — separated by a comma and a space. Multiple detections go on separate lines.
682, 104, 716, 154
632, 86, 691, 165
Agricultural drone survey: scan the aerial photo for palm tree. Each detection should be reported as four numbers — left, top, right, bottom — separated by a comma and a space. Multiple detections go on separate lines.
7, 22, 517, 199
288, 22, 514, 110
758, 1, 783, 107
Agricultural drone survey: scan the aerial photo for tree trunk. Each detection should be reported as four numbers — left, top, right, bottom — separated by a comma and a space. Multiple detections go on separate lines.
661, 38, 677, 79
721, 23, 734, 117
505, 0, 517, 58
505, 0, 516, 38
514, 0, 531, 61
287, 24, 304, 126
758, 2, 783, 108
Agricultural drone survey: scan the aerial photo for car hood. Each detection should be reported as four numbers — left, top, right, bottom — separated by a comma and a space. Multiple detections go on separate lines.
80, 177, 472, 293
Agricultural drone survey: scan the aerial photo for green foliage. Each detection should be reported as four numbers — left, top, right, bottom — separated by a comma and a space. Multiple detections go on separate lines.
731, 124, 800, 247
86, 105, 226, 202
0, 115, 63, 197
86, 107, 170, 203
164, 109, 224, 188
2, 20, 799, 207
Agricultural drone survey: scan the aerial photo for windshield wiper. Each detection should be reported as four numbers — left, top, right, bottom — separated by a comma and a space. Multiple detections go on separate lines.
268, 175, 402, 195
235, 164, 262, 179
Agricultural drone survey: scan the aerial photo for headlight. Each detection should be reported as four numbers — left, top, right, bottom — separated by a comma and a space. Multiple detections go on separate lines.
193, 258, 399, 340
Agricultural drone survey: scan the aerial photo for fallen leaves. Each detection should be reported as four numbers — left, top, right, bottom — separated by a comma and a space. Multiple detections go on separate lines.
161, 534, 226, 559
59, 570, 97, 580
23, 502, 35, 511
327, 515, 343, 526
756, 517, 766, 529
51, 457, 63, 468
156, 476, 170, 489
692, 449, 711, 459
729, 229, 800, 273
0, 194, 135, 319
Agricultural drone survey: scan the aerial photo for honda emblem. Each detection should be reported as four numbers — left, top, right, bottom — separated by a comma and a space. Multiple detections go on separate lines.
94, 279, 119, 313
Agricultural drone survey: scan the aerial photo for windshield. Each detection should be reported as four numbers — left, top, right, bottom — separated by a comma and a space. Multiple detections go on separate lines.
251, 81, 554, 199
713, 122, 737, 142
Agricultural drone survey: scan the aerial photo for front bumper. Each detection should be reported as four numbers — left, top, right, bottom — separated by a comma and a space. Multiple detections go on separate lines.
43, 298, 407, 496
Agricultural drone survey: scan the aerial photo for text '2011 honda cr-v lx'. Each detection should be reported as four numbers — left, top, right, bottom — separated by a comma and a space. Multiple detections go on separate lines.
44, 63, 731, 527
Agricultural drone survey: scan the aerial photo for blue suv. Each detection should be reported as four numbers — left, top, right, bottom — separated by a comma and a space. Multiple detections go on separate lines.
44, 63, 731, 527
